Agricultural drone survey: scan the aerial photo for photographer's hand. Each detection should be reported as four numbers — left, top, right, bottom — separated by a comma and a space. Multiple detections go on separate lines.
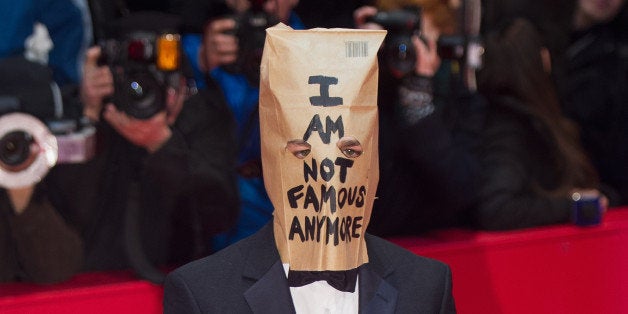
103, 104, 172, 153
412, 34, 440, 77
398, 35, 440, 125
7, 185, 35, 215
200, 18, 239, 72
353, 6, 382, 30
165, 83, 187, 126
81, 46, 114, 122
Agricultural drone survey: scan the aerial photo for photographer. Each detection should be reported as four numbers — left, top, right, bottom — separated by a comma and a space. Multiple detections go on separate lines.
0, 57, 84, 284
355, 0, 487, 236
180, 0, 303, 89
44, 12, 239, 280
179, 0, 305, 251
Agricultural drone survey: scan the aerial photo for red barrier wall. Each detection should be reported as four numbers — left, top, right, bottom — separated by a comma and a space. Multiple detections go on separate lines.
0, 271, 163, 314
389, 207, 628, 314
1, 208, 627, 313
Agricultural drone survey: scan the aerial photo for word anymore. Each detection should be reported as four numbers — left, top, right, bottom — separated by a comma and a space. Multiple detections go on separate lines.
289, 215, 364, 246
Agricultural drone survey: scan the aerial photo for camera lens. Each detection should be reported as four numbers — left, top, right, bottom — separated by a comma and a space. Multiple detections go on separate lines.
369, 7, 421, 79
0, 131, 33, 167
225, 10, 278, 86
129, 80, 148, 100
117, 70, 165, 119
383, 34, 417, 78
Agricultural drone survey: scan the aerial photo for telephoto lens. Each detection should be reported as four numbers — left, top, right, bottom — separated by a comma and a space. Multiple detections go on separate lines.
115, 67, 165, 119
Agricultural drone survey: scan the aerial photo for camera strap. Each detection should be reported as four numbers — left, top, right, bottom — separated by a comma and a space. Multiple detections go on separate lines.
124, 181, 166, 284
50, 81, 64, 119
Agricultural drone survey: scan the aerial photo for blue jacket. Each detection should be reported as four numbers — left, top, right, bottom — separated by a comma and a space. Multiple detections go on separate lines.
0, 0, 85, 86
182, 13, 305, 250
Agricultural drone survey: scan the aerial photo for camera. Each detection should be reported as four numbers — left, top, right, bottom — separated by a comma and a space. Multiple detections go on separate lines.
0, 111, 96, 189
222, 0, 278, 86
98, 12, 183, 119
367, 6, 422, 79
370, 2, 484, 89
0, 56, 95, 188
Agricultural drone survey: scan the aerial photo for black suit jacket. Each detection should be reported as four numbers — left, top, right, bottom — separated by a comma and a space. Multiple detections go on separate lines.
164, 222, 456, 313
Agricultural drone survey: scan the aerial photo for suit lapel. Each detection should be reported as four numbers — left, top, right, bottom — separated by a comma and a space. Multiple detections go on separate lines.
358, 265, 398, 314
359, 235, 399, 314
244, 260, 296, 314
242, 223, 296, 314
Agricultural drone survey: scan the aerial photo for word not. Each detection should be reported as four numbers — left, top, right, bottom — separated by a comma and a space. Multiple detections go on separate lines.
303, 157, 354, 183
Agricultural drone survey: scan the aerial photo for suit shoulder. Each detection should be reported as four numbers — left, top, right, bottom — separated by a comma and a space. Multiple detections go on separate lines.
163, 237, 260, 313
167, 236, 249, 282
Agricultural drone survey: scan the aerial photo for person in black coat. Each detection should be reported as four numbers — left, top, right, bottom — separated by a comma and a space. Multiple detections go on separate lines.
353, 2, 486, 236
0, 56, 83, 284
558, 0, 628, 206
45, 36, 239, 281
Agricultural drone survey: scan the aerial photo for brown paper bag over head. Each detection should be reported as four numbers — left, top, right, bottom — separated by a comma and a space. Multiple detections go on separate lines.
259, 23, 386, 271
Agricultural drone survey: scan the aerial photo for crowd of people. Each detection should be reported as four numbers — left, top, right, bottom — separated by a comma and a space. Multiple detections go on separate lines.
0, 0, 625, 286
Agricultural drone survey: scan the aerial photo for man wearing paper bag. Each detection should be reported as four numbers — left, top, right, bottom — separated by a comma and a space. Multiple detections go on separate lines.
164, 24, 455, 314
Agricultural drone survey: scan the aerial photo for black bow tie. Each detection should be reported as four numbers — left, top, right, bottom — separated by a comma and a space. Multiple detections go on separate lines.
287, 268, 359, 293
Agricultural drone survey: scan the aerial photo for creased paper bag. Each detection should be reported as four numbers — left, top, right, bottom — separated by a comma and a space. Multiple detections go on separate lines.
259, 23, 386, 271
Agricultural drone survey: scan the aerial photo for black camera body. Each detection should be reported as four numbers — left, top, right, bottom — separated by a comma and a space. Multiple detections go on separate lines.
99, 12, 183, 119
0, 57, 95, 188
223, 1, 278, 86
0, 121, 33, 170
367, 6, 422, 79
370, 4, 483, 86
0, 110, 96, 189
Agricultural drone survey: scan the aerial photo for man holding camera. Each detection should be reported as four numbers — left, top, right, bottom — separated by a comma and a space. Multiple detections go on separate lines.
180, 0, 305, 251
43, 13, 240, 281
0, 60, 85, 283
0, 0, 87, 282
354, 1, 487, 236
